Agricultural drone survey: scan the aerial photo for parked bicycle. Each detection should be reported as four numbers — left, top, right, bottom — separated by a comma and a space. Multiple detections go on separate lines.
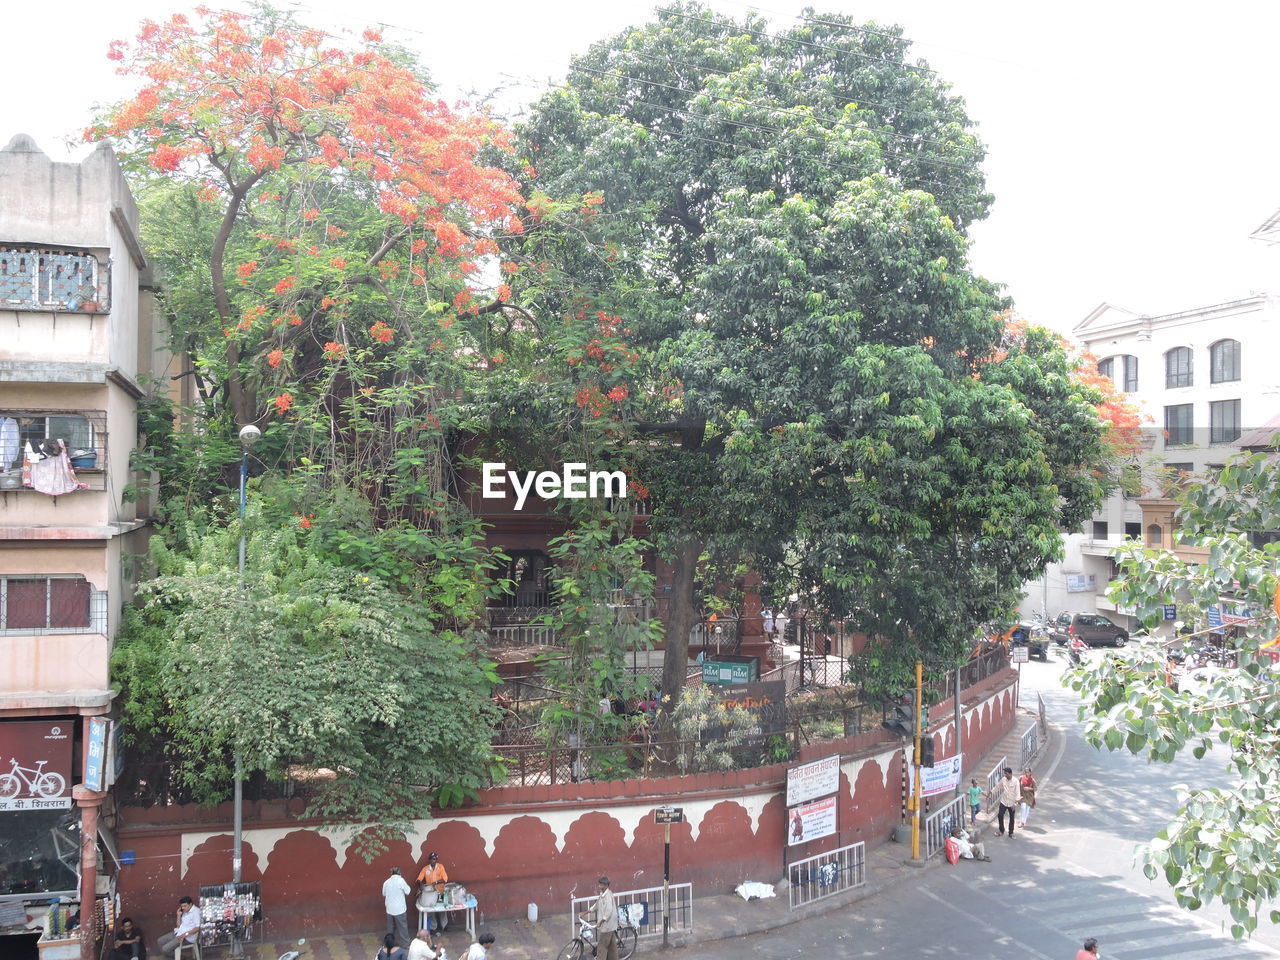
0, 758, 66, 800
557, 915, 638, 960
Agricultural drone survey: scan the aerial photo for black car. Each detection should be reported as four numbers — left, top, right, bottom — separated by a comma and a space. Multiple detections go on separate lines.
1050, 613, 1128, 648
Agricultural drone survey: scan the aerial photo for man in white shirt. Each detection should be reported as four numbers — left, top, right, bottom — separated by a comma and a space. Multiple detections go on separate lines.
591, 876, 619, 960
408, 928, 437, 960
948, 826, 991, 862
465, 932, 495, 960
155, 896, 201, 957
383, 867, 412, 949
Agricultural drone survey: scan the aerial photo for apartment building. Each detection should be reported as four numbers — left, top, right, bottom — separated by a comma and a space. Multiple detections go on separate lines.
0, 134, 168, 956
1023, 221, 1280, 630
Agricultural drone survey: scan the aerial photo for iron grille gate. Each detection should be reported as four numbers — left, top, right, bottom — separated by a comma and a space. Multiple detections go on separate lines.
570, 882, 693, 942
788, 840, 866, 909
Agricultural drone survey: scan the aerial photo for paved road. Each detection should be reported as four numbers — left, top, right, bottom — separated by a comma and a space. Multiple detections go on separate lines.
667, 649, 1280, 959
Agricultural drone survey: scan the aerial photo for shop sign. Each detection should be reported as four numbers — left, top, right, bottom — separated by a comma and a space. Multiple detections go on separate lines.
0, 720, 74, 811
786, 754, 840, 807
702, 659, 757, 685
84, 717, 110, 792
787, 794, 837, 846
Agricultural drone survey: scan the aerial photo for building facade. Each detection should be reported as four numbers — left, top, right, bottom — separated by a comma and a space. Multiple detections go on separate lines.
1024, 274, 1280, 630
0, 134, 169, 957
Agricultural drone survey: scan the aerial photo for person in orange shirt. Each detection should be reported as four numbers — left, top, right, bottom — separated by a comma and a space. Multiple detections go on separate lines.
416, 852, 450, 936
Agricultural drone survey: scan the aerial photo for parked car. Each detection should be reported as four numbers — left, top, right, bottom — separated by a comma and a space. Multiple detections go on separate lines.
1049, 612, 1073, 645
1050, 613, 1128, 648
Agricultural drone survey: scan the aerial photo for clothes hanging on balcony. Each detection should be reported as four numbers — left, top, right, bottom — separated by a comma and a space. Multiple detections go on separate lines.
22, 438, 87, 496
0, 417, 18, 470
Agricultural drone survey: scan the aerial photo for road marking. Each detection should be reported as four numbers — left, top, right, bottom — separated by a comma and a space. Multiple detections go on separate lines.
917, 885, 1060, 960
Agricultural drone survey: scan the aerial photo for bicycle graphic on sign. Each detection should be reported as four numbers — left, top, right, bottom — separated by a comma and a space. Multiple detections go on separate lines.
0, 758, 67, 800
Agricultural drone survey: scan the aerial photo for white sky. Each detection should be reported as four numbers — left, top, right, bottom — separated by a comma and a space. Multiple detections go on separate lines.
6, 0, 1278, 337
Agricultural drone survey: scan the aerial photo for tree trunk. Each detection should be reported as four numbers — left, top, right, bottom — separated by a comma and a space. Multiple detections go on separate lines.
660, 534, 703, 712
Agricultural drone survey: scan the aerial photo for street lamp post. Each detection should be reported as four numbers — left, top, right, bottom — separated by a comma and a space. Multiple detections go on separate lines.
232, 425, 260, 903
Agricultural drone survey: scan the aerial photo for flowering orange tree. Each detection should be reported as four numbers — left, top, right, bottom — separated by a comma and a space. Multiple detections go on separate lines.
89, 5, 527, 512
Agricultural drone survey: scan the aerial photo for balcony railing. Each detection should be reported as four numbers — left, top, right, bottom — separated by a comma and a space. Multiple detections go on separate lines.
0, 408, 108, 493
0, 246, 110, 313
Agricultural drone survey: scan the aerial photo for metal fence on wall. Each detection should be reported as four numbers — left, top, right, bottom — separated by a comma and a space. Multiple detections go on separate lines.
788, 840, 866, 909
1020, 724, 1039, 770
570, 882, 693, 942
984, 755, 1007, 813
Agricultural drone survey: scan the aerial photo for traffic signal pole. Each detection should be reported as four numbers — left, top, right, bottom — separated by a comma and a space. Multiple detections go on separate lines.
910, 659, 923, 860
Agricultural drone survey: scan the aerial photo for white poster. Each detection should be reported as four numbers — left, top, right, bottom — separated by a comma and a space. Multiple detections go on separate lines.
909, 754, 963, 798
787, 794, 837, 846
786, 754, 840, 806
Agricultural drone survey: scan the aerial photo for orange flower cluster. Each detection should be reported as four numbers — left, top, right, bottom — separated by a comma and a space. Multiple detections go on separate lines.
272, 391, 294, 413
369, 320, 394, 343
323, 341, 345, 359
267, 348, 283, 368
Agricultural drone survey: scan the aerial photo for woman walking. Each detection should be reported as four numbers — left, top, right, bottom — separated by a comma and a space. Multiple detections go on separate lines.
1017, 767, 1037, 829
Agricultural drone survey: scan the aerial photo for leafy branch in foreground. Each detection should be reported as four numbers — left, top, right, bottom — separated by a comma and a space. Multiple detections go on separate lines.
1066, 448, 1280, 938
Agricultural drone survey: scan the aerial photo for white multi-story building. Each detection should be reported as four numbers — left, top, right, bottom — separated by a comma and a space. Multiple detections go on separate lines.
1024, 211, 1280, 631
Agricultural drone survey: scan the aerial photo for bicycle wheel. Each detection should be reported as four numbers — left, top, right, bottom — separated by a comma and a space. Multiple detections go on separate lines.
36, 772, 66, 799
0, 774, 19, 799
557, 939, 585, 960
617, 926, 638, 960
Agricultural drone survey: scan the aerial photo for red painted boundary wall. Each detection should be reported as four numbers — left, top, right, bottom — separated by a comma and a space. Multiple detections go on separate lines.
114, 669, 1017, 939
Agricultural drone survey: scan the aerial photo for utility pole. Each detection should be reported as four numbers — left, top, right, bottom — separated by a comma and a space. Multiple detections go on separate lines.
909, 659, 923, 860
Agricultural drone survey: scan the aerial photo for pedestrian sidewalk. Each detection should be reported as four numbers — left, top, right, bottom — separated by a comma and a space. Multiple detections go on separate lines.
241, 706, 1050, 960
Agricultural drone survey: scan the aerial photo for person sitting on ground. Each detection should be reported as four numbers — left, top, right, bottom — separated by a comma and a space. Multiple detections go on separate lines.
465, 932, 495, 960
407, 928, 437, 960
154, 896, 201, 958
110, 916, 146, 960
1076, 936, 1100, 959
947, 825, 991, 862
377, 933, 408, 960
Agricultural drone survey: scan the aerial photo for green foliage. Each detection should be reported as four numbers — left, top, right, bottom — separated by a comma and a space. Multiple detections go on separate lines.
668, 684, 762, 774
1067, 450, 1280, 935
112, 500, 500, 857
514, 2, 1115, 703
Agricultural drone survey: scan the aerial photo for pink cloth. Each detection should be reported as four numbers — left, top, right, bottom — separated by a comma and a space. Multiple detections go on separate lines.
22, 439, 87, 496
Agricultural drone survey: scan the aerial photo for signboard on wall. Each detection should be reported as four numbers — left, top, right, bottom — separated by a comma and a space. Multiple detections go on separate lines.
786, 755, 840, 807
713, 681, 786, 736
786, 794, 837, 846
909, 754, 963, 798
1065, 574, 1097, 593
0, 720, 74, 810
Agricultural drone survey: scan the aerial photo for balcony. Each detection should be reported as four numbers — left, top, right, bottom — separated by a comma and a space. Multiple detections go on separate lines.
0, 247, 110, 314
0, 408, 107, 493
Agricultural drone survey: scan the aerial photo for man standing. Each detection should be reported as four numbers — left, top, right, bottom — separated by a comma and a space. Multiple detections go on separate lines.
110, 917, 146, 960
155, 896, 201, 957
592, 876, 619, 960
994, 766, 1020, 838
383, 866, 412, 949
415, 852, 450, 936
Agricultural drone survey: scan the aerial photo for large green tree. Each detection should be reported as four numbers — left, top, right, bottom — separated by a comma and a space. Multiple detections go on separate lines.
1067, 448, 1280, 938
513, 3, 1118, 702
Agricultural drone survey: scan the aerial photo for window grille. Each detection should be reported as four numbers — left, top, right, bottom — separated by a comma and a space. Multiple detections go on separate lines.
0, 246, 109, 311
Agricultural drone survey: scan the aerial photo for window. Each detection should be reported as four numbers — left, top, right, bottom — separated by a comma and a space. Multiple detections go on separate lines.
0, 246, 103, 311
1210, 399, 1241, 444
1165, 347, 1193, 388
1122, 355, 1138, 392
1164, 462, 1194, 475
1145, 524, 1163, 547
0, 577, 102, 632
0, 410, 103, 473
1097, 357, 1114, 379
1210, 339, 1240, 383
1124, 522, 1141, 540
1164, 404, 1193, 446
1091, 521, 1108, 540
